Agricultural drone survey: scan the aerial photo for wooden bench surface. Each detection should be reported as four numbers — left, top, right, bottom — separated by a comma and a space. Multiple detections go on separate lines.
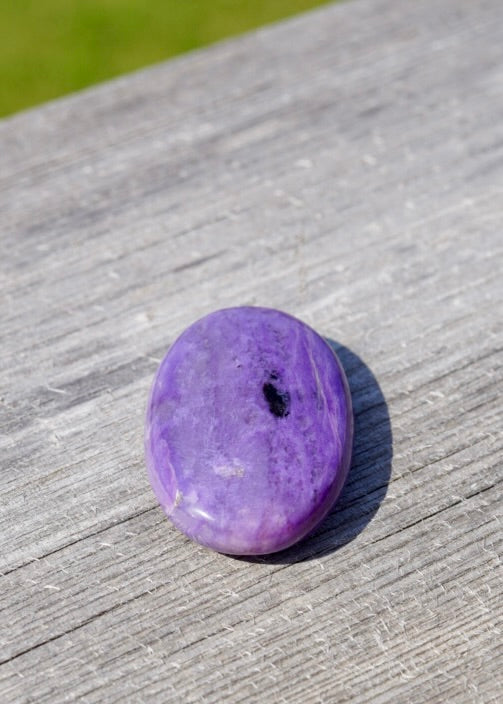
1, 0, 501, 701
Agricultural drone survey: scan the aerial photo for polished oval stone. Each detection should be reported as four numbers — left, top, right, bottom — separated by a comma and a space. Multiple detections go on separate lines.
145, 307, 353, 555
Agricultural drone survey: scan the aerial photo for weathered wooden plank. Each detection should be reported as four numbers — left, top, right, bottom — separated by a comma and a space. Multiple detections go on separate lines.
1, 0, 502, 702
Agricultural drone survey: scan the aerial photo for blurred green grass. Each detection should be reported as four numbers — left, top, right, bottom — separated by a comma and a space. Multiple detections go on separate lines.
0, 0, 332, 118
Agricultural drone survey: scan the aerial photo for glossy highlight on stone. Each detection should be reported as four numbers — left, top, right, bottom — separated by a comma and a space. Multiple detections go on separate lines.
145, 307, 353, 555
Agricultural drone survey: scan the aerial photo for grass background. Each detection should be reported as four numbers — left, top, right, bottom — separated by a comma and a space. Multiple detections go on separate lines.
0, 0, 331, 118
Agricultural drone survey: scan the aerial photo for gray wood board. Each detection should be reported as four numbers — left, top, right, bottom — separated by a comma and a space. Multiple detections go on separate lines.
1, 0, 502, 701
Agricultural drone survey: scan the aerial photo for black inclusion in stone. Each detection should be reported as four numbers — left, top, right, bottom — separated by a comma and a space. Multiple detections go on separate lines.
262, 381, 290, 418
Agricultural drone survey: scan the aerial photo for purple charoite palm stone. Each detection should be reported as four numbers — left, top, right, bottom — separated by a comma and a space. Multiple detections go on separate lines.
145, 307, 353, 555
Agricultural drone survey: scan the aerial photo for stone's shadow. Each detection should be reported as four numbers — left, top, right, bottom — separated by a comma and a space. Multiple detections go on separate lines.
234, 340, 393, 565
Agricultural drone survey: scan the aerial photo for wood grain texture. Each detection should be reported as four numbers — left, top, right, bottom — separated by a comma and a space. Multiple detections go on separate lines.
1, 0, 502, 701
